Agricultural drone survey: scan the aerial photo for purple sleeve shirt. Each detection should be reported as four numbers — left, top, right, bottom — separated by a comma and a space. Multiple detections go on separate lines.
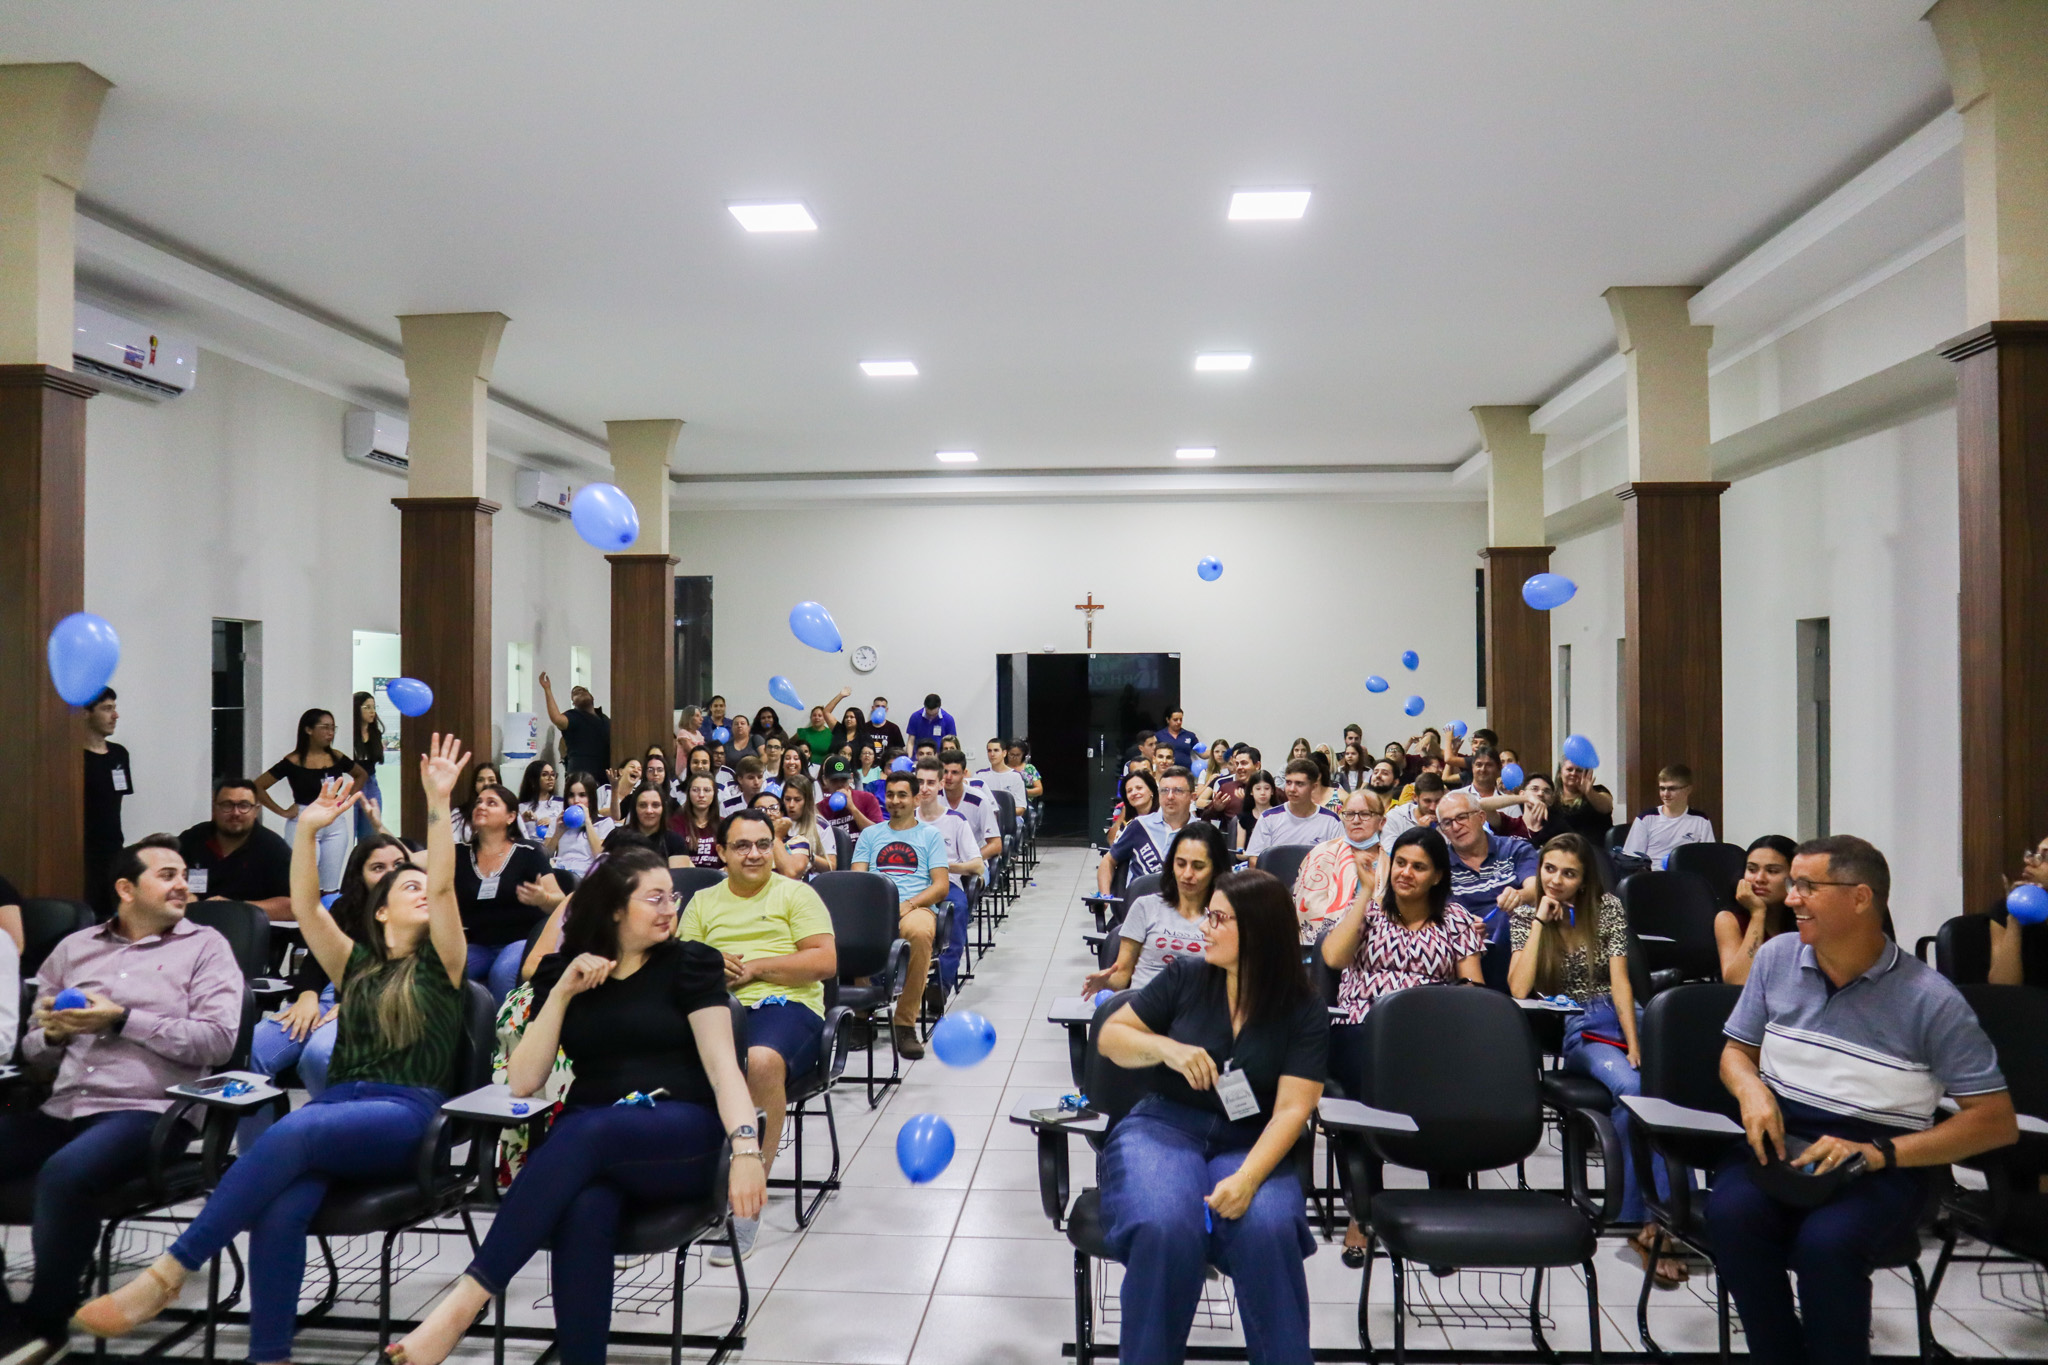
24, 917, 243, 1119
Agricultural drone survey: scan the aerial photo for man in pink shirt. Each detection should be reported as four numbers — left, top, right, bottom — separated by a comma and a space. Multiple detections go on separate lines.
0, 835, 241, 1365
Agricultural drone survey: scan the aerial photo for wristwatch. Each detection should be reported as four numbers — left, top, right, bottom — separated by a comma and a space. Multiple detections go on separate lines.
1870, 1134, 1896, 1170
729, 1123, 758, 1143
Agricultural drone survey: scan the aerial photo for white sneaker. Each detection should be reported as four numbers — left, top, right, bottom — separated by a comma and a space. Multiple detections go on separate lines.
707, 1215, 758, 1266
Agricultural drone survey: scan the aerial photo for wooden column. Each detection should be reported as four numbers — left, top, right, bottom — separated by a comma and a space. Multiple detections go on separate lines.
1480, 545, 1553, 765
1943, 323, 2048, 913
608, 553, 678, 772
1619, 482, 1729, 823
393, 496, 498, 840
0, 366, 94, 894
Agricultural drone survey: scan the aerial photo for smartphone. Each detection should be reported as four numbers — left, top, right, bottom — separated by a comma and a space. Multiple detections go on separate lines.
185, 1075, 238, 1094
1030, 1107, 1099, 1124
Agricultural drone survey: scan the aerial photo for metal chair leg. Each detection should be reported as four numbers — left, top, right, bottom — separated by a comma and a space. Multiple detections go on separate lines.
1392, 1254, 1407, 1365
1072, 1249, 1094, 1365
1637, 1225, 1665, 1359
1528, 1265, 1557, 1363
670, 1246, 685, 1365
1585, 1258, 1602, 1365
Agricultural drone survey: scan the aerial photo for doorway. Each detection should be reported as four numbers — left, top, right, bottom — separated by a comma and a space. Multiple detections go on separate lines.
1004, 652, 1181, 838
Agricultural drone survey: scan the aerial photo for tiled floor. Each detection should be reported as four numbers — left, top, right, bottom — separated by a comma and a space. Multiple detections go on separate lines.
18, 845, 2047, 1361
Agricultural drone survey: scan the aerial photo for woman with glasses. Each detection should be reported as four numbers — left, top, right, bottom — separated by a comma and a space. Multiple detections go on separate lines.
545, 772, 613, 878
1715, 834, 1797, 985
1096, 869, 1326, 1365
1085, 823, 1227, 996
389, 845, 764, 1365
516, 761, 562, 842
1295, 791, 1390, 944
1990, 832, 2048, 986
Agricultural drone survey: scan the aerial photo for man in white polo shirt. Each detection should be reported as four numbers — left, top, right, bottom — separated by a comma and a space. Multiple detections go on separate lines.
1621, 763, 1714, 868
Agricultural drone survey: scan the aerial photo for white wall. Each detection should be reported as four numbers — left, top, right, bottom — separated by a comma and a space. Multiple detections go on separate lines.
83, 349, 611, 840
670, 497, 1489, 764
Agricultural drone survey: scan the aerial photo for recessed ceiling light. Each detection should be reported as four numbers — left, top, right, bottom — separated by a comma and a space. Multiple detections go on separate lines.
727, 201, 817, 233
1229, 189, 1311, 221
860, 360, 918, 377
1194, 353, 1253, 372
936, 450, 978, 463
1176, 447, 1217, 460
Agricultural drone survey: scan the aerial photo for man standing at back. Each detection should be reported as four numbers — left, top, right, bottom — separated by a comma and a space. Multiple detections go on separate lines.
1154, 709, 1200, 768
905, 694, 958, 750
540, 672, 611, 782
82, 688, 134, 919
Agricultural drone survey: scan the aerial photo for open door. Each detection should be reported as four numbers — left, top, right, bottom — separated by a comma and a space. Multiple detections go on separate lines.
1014, 652, 1179, 839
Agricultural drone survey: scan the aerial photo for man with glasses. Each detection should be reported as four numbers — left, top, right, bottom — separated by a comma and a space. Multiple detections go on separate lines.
1097, 765, 1196, 894
176, 778, 293, 920
1710, 835, 2017, 1365
852, 770, 952, 1060
680, 807, 837, 1265
1437, 790, 1539, 989
1622, 763, 1714, 869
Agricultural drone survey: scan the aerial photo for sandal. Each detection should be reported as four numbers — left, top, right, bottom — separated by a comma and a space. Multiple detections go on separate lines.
73, 1263, 181, 1337
1629, 1230, 1688, 1289
1341, 1218, 1370, 1268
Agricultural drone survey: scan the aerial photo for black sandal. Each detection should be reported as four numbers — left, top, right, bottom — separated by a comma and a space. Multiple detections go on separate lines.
1341, 1246, 1366, 1269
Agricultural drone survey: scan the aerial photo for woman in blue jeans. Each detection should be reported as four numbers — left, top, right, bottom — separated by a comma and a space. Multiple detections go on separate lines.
76, 736, 474, 1363
1097, 868, 1328, 1365
386, 844, 766, 1365
456, 781, 561, 1003
1505, 832, 1683, 1286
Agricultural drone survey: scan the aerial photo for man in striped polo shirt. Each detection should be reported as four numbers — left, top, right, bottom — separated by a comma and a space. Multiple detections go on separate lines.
1710, 835, 2017, 1365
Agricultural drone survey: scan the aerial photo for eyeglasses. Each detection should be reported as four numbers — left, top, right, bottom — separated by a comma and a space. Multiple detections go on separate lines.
1202, 909, 1236, 929
635, 890, 683, 907
214, 801, 257, 814
726, 839, 776, 855
1437, 811, 1476, 826
1789, 878, 1856, 896
1340, 810, 1379, 823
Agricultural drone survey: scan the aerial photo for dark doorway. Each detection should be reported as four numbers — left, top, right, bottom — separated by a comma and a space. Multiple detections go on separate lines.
674, 576, 713, 709
1007, 652, 1180, 839
211, 619, 247, 782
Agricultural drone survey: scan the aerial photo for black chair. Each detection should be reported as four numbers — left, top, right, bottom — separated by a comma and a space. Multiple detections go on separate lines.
184, 899, 275, 980
1321, 985, 1608, 1363
669, 865, 725, 907
1620, 871, 1722, 995
19, 896, 94, 973
1083, 872, 1163, 968
812, 871, 909, 1104
1258, 841, 1311, 895
769, 993, 857, 1227
1916, 912, 2048, 986
1666, 842, 1746, 906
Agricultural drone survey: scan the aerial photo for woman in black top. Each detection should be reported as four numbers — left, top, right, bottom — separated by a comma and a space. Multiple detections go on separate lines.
1097, 869, 1327, 1365
458, 782, 560, 1004
621, 783, 692, 866
256, 708, 370, 893
352, 691, 387, 840
389, 846, 763, 1365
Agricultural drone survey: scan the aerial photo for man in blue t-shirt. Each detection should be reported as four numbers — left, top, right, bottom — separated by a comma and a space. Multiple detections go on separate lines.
851, 769, 951, 1058
903, 693, 958, 748
1437, 790, 1539, 989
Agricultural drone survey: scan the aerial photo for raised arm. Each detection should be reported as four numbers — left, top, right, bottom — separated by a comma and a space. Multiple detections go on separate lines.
419, 732, 471, 987
290, 777, 366, 983
539, 671, 571, 732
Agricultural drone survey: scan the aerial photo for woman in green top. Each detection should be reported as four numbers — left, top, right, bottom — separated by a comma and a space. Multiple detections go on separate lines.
80, 735, 474, 1365
793, 687, 851, 762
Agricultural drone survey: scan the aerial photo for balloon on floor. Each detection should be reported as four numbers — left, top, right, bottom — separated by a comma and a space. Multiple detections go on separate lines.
897, 1114, 956, 1184
931, 1011, 998, 1067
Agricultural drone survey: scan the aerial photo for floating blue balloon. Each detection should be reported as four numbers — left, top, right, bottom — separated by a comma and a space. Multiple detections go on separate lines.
2009, 883, 2048, 926
1401, 650, 1420, 671
890, 756, 914, 773
896, 1113, 956, 1184
1501, 762, 1525, 792
569, 481, 640, 552
321, 892, 340, 909
1365, 675, 1389, 694
53, 987, 89, 1011
1093, 988, 1114, 1009
826, 792, 847, 814
1521, 572, 1578, 611
562, 804, 586, 829
47, 612, 120, 707
769, 675, 803, 710
705, 726, 728, 745
1404, 695, 1425, 717
931, 1011, 998, 1068
1196, 556, 1223, 582
1561, 734, 1600, 769
1450, 720, 1468, 740
385, 677, 434, 717
789, 600, 844, 653
870, 706, 887, 726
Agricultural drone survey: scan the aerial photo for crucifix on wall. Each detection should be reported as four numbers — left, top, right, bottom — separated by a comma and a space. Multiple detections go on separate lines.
1073, 591, 1105, 648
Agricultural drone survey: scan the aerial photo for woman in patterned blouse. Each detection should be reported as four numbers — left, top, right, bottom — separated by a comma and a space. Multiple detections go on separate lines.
1317, 825, 1486, 1264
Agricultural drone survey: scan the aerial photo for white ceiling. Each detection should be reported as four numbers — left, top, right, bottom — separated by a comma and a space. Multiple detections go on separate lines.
2, 2, 1950, 477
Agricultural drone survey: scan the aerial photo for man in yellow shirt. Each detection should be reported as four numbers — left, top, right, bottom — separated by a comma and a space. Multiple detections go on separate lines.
678, 808, 836, 1261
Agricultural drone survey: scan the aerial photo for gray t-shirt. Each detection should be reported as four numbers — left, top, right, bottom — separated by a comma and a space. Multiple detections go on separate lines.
1246, 804, 1344, 857
1118, 894, 1209, 989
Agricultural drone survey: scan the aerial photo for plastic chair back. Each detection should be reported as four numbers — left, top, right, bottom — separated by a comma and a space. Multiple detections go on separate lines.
991, 789, 1020, 837
1637, 983, 1741, 1117
1125, 872, 1164, 904
183, 900, 272, 979
1667, 842, 1747, 905
668, 865, 725, 909
1955, 983, 2048, 1183
19, 898, 94, 974
1082, 989, 1151, 1133
1365, 984, 1541, 1175
1259, 842, 1310, 895
1620, 871, 1722, 985
812, 871, 901, 980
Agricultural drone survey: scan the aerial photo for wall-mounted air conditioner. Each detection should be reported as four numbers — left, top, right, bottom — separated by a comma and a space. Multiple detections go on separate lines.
72, 301, 197, 401
343, 408, 409, 474
515, 468, 574, 519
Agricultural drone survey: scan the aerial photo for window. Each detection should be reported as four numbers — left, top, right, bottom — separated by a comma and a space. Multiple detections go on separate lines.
675, 576, 713, 708
1796, 617, 1831, 840
1556, 643, 1572, 743
211, 620, 249, 781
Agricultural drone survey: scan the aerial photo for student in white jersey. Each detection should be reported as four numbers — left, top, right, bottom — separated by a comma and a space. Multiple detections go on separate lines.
938, 750, 1003, 862
1621, 763, 1716, 869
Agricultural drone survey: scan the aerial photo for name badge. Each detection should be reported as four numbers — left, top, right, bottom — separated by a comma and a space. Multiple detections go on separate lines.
112, 767, 130, 793
187, 868, 209, 895
477, 874, 502, 899
1215, 1061, 1260, 1121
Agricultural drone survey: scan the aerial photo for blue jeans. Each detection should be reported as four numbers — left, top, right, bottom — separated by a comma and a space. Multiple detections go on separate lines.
1706, 1152, 1930, 1365
170, 1081, 442, 1363
239, 985, 340, 1148
354, 769, 383, 840
1099, 1096, 1315, 1365
938, 883, 970, 990
0, 1108, 176, 1335
467, 940, 527, 1006
1562, 996, 1677, 1225
468, 1101, 723, 1365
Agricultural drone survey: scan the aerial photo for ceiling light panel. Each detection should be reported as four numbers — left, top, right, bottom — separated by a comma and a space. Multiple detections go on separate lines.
1176, 447, 1217, 460
860, 360, 918, 377
1194, 353, 1253, 372
727, 201, 817, 233
1228, 189, 1311, 221
935, 450, 977, 463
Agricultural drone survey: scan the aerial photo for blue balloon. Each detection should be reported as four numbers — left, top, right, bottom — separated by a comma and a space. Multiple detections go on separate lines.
826, 791, 847, 813
895, 1113, 956, 1184
1450, 720, 1468, 740
769, 675, 803, 710
1196, 556, 1223, 582
890, 756, 914, 773
870, 706, 887, 726
1521, 572, 1578, 611
931, 1011, 998, 1068
1500, 762, 1525, 792
569, 481, 640, 552
1404, 695, 1425, 717
2008, 883, 2048, 926
53, 987, 89, 1011
320, 892, 340, 910
385, 677, 434, 717
789, 600, 844, 653
1093, 989, 1114, 1009
1365, 675, 1389, 693
1561, 733, 1600, 769
710, 726, 731, 744
562, 803, 586, 829
1401, 650, 1420, 671
47, 612, 120, 707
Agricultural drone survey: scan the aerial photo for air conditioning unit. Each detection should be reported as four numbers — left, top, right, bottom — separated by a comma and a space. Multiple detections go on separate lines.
72, 301, 197, 401
515, 468, 574, 519
343, 408, 409, 474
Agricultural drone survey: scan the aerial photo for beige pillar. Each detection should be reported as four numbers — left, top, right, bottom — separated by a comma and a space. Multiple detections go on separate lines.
392, 313, 509, 838
1471, 406, 1553, 763
606, 419, 682, 771
1474, 405, 1546, 547
1927, 0, 2048, 325
0, 63, 112, 366
1605, 286, 1713, 482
